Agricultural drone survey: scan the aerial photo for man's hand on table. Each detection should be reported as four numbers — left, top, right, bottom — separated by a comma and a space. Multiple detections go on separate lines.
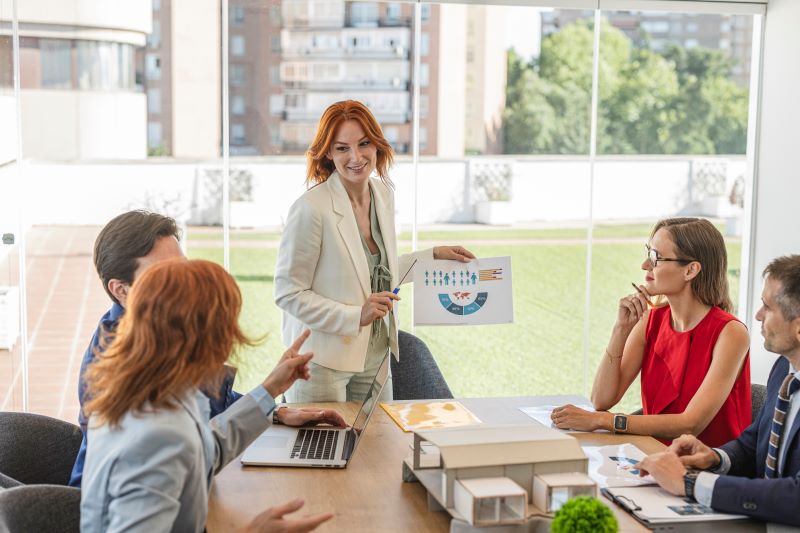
636, 451, 687, 496
277, 407, 348, 428
242, 498, 333, 533
667, 434, 721, 470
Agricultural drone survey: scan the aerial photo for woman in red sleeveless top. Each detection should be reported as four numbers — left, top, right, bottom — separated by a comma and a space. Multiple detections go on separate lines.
552, 218, 751, 447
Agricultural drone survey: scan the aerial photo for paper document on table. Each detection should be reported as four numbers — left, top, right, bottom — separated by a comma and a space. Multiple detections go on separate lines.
583, 443, 656, 488
603, 485, 747, 524
381, 401, 482, 432
518, 404, 595, 432
413, 256, 513, 326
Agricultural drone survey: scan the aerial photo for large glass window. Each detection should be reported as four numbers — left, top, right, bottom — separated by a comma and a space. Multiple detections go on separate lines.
0, 0, 763, 419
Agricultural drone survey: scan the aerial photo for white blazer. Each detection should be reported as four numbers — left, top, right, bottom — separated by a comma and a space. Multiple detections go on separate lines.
275, 172, 432, 373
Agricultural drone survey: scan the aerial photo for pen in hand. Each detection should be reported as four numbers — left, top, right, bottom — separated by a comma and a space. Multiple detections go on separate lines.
392, 259, 418, 295
631, 282, 655, 308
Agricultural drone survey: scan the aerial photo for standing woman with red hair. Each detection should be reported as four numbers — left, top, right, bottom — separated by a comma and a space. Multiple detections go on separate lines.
275, 100, 475, 402
80, 259, 334, 532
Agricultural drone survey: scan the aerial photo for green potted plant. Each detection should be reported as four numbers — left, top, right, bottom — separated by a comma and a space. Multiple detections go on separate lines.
551, 496, 618, 533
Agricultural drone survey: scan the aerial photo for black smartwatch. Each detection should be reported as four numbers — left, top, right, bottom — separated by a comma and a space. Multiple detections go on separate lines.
613, 413, 628, 433
684, 469, 700, 501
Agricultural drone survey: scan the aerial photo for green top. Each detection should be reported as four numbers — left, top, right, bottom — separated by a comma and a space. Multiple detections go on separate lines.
360, 188, 392, 350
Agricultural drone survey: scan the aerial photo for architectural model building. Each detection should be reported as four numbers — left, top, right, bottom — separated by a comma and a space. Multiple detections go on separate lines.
404, 424, 597, 526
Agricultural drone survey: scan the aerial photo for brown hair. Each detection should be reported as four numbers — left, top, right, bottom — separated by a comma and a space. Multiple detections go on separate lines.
94, 210, 181, 305
763, 255, 800, 321
305, 100, 394, 187
651, 217, 733, 313
84, 259, 251, 427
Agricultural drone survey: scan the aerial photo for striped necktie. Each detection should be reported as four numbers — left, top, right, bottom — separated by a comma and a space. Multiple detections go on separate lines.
765, 373, 800, 478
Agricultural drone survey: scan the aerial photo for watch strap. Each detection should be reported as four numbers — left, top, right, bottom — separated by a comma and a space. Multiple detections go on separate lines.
684, 469, 700, 501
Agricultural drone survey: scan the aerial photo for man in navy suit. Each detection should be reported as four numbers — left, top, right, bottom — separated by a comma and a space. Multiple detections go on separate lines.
639, 255, 800, 527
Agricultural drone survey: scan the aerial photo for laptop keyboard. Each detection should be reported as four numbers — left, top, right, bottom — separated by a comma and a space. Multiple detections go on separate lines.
291, 428, 340, 461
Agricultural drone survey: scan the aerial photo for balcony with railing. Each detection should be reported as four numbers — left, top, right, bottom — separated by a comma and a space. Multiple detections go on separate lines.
280, 60, 411, 91
281, 27, 411, 60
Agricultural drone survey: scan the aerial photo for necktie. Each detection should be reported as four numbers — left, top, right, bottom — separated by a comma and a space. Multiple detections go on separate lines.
765, 373, 800, 478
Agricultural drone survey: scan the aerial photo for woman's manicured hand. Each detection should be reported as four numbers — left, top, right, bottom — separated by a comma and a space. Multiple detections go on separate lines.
616, 285, 652, 330
360, 291, 399, 326
551, 404, 608, 431
278, 407, 348, 428
433, 246, 476, 263
262, 330, 314, 398
242, 498, 334, 533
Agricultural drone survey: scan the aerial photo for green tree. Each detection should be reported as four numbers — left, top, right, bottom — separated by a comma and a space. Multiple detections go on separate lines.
503, 17, 749, 155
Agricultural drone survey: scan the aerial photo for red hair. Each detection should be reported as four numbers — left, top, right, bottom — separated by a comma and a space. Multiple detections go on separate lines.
306, 100, 394, 187
84, 259, 251, 427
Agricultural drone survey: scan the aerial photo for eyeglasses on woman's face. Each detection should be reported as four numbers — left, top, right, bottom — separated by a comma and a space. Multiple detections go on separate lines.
645, 244, 693, 268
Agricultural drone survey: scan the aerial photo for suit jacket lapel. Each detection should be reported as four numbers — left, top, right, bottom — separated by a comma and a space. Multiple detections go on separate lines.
370, 179, 398, 284
329, 172, 370, 299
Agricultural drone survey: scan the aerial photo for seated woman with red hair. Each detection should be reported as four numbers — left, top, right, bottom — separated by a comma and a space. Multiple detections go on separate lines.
80, 259, 337, 532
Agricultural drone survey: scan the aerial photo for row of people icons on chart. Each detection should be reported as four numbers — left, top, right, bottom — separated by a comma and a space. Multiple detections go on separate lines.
424, 270, 478, 287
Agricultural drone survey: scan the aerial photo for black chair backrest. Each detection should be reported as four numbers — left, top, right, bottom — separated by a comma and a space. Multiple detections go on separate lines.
0, 484, 80, 533
392, 331, 453, 400
751, 383, 767, 422
0, 412, 83, 485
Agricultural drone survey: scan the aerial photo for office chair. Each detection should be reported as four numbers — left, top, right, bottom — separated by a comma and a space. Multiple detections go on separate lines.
0, 412, 82, 486
0, 484, 80, 533
392, 331, 454, 400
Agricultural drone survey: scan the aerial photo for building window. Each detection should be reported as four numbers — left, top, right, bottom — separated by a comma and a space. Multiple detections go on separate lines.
231, 6, 245, 26
271, 128, 281, 146
421, 4, 431, 22
40, 39, 72, 89
350, 2, 379, 27
147, 88, 161, 114
147, 20, 161, 48
386, 3, 401, 22
231, 123, 246, 145
420, 33, 429, 56
231, 94, 245, 115
270, 65, 280, 86
419, 63, 429, 88
76, 41, 135, 90
271, 35, 281, 53
148, 121, 163, 147
231, 35, 245, 56
145, 53, 161, 81
418, 126, 427, 149
419, 94, 429, 119
231, 64, 246, 85
270, 5, 281, 25
270, 94, 284, 116
384, 126, 399, 143
153, 0, 161, 10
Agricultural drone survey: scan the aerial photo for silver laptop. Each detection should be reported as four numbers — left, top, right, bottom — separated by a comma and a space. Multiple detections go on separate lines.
241, 350, 390, 468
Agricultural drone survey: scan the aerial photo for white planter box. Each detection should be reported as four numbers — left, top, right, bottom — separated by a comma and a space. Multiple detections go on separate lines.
0, 286, 20, 350
475, 201, 513, 225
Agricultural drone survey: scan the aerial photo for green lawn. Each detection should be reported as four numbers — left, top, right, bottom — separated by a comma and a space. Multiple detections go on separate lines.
188, 230, 741, 415
185, 222, 726, 243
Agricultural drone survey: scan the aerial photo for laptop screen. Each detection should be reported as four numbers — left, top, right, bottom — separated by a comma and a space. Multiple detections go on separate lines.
351, 350, 390, 437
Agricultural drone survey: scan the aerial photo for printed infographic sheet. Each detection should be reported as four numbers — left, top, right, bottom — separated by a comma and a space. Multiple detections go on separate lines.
413, 256, 513, 326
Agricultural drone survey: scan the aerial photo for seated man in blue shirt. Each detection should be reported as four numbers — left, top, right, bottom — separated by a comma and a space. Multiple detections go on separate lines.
69, 210, 345, 487
638, 255, 800, 527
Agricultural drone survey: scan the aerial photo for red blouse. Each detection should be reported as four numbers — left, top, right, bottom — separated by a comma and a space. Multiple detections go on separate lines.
641, 305, 751, 448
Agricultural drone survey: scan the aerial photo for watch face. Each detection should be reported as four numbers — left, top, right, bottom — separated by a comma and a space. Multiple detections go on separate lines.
614, 415, 628, 431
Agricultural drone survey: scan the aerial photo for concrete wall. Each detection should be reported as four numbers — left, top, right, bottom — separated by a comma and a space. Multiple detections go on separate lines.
13, 156, 745, 227
19, 91, 147, 160
14, 0, 152, 36
0, 95, 17, 165
746, 1, 800, 383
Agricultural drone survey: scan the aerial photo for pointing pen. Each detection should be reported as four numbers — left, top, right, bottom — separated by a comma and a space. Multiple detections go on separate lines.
392, 259, 418, 295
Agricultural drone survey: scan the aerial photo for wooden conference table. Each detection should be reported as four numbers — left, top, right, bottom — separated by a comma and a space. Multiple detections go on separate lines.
207, 395, 669, 532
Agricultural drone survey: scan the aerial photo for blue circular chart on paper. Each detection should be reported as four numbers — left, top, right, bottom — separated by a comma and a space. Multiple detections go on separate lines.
438, 292, 488, 315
